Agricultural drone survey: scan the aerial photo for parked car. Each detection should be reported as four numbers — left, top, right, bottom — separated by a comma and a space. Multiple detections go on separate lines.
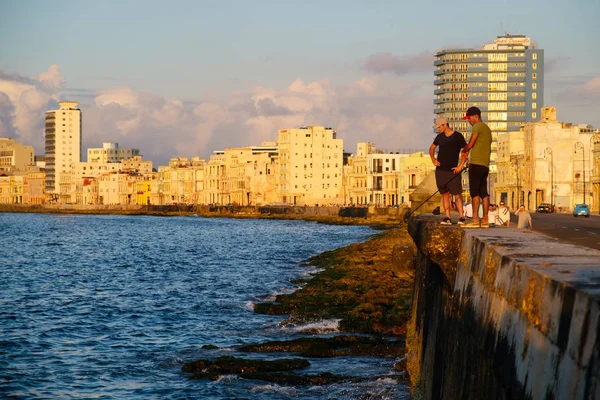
573, 204, 590, 218
536, 203, 553, 213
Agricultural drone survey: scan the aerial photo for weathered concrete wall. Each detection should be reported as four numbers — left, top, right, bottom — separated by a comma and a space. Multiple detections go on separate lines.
407, 215, 600, 400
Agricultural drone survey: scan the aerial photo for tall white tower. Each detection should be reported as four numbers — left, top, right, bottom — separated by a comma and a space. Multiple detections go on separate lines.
44, 101, 82, 197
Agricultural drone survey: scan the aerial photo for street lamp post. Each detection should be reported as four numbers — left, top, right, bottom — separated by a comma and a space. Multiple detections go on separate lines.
574, 142, 585, 204
544, 147, 554, 206
592, 135, 600, 213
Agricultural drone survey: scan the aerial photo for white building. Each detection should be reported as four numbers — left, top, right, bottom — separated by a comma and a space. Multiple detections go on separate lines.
277, 126, 343, 206
87, 142, 140, 163
44, 101, 82, 200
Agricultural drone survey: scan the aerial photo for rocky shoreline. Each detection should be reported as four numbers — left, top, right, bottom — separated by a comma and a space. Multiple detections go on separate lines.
182, 225, 417, 388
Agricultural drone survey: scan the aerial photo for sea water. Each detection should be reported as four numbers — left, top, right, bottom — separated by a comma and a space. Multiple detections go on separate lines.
0, 213, 410, 399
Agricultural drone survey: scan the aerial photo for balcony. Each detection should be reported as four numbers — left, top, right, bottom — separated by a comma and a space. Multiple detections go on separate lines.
468, 66, 488, 73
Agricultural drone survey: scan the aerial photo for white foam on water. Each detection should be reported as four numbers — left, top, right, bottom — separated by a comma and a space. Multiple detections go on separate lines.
251, 384, 298, 395
211, 374, 238, 384
258, 287, 296, 302
278, 319, 341, 334
245, 301, 255, 311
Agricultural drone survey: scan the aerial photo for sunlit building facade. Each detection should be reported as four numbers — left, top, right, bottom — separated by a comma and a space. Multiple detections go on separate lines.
87, 142, 140, 163
44, 101, 82, 200
277, 126, 343, 206
0, 138, 34, 173
434, 34, 544, 175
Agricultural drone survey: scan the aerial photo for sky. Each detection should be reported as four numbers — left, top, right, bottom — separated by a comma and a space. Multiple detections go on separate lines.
1, 0, 599, 166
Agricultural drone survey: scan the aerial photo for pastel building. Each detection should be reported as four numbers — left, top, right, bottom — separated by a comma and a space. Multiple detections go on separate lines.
346, 143, 434, 207
434, 34, 543, 175
0, 138, 34, 173
496, 106, 600, 211
203, 143, 278, 206
44, 101, 82, 200
87, 142, 140, 163
277, 126, 343, 206
346, 142, 373, 205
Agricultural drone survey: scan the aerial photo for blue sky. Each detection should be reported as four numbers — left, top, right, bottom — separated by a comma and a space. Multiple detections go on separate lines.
1, 0, 599, 165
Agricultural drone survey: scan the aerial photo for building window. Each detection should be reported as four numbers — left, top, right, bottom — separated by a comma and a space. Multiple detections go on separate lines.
532, 112, 537, 119
532, 83, 537, 90
532, 63, 537, 70
532, 53, 537, 60
532, 92, 537, 99
532, 102, 537, 109
532, 73, 537, 80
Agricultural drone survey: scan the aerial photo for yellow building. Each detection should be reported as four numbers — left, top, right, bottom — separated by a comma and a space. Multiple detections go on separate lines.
496, 106, 600, 211
277, 126, 343, 206
0, 138, 34, 173
398, 152, 435, 206
0, 175, 24, 204
346, 143, 373, 206
23, 169, 45, 204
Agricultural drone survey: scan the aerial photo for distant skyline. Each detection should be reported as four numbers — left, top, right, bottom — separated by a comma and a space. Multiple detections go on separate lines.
1, 0, 599, 166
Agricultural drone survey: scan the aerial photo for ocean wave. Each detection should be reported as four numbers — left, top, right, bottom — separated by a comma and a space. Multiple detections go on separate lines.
278, 319, 341, 334
251, 384, 298, 395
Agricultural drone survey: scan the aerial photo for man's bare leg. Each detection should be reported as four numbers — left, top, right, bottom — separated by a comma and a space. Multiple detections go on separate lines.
481, 196, 490, 223
442, 193, 451, 219
471, 196, 481, 222
454, 194, 464, 218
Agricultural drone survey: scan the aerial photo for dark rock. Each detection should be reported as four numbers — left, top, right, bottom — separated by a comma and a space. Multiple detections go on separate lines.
182, 356, 310, 378
238, 335, 404, 358
252, 302, 292, 315
239, 371, 346, 385
181, 359, 211, 373
201, 344, 218, 349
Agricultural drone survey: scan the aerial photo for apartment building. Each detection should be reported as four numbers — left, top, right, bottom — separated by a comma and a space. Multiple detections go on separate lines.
44, 101, 82, 200
346, 143, 434, 207
87, 142, 140, 163
0, 138, 34, 173
346, 142, 374, 205
496, 106, 600, 211
277, 126, 343, 206
434, 34, 543, 178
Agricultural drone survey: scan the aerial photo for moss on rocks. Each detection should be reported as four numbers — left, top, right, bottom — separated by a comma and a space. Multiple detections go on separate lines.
254, 227, 416, 335
238, 335, 404, 358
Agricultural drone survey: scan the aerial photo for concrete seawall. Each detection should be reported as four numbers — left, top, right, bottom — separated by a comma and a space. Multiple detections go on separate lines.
407, 215, 599, 400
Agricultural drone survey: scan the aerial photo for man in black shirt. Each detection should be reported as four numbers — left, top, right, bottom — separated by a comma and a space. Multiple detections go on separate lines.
429, 117, 468, 225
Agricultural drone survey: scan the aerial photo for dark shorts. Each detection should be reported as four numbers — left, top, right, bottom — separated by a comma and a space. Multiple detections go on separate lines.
468, 163, 489, 198
435, 169, 462, 195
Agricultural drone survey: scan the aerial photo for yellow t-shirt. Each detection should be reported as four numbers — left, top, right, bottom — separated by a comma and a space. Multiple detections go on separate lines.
469, 122, 492, 167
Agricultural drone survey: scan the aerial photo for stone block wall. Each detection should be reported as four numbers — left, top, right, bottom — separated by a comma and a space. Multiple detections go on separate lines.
407, 216, 600, 400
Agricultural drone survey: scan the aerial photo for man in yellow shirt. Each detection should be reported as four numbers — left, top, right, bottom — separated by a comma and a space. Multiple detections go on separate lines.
461, 106, 492, 227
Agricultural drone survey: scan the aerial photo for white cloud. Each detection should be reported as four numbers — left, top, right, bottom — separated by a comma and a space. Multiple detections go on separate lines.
0, 65, 62, 146
1, 65, 437, 166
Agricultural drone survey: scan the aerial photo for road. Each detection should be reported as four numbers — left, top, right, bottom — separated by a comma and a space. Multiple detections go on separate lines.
511, 212, 600, 251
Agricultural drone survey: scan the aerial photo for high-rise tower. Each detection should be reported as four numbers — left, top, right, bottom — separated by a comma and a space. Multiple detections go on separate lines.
44, 101, 82, 197
434, 34, 543, 173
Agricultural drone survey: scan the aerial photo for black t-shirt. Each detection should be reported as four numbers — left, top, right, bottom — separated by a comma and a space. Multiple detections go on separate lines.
433, 131, 467, 171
